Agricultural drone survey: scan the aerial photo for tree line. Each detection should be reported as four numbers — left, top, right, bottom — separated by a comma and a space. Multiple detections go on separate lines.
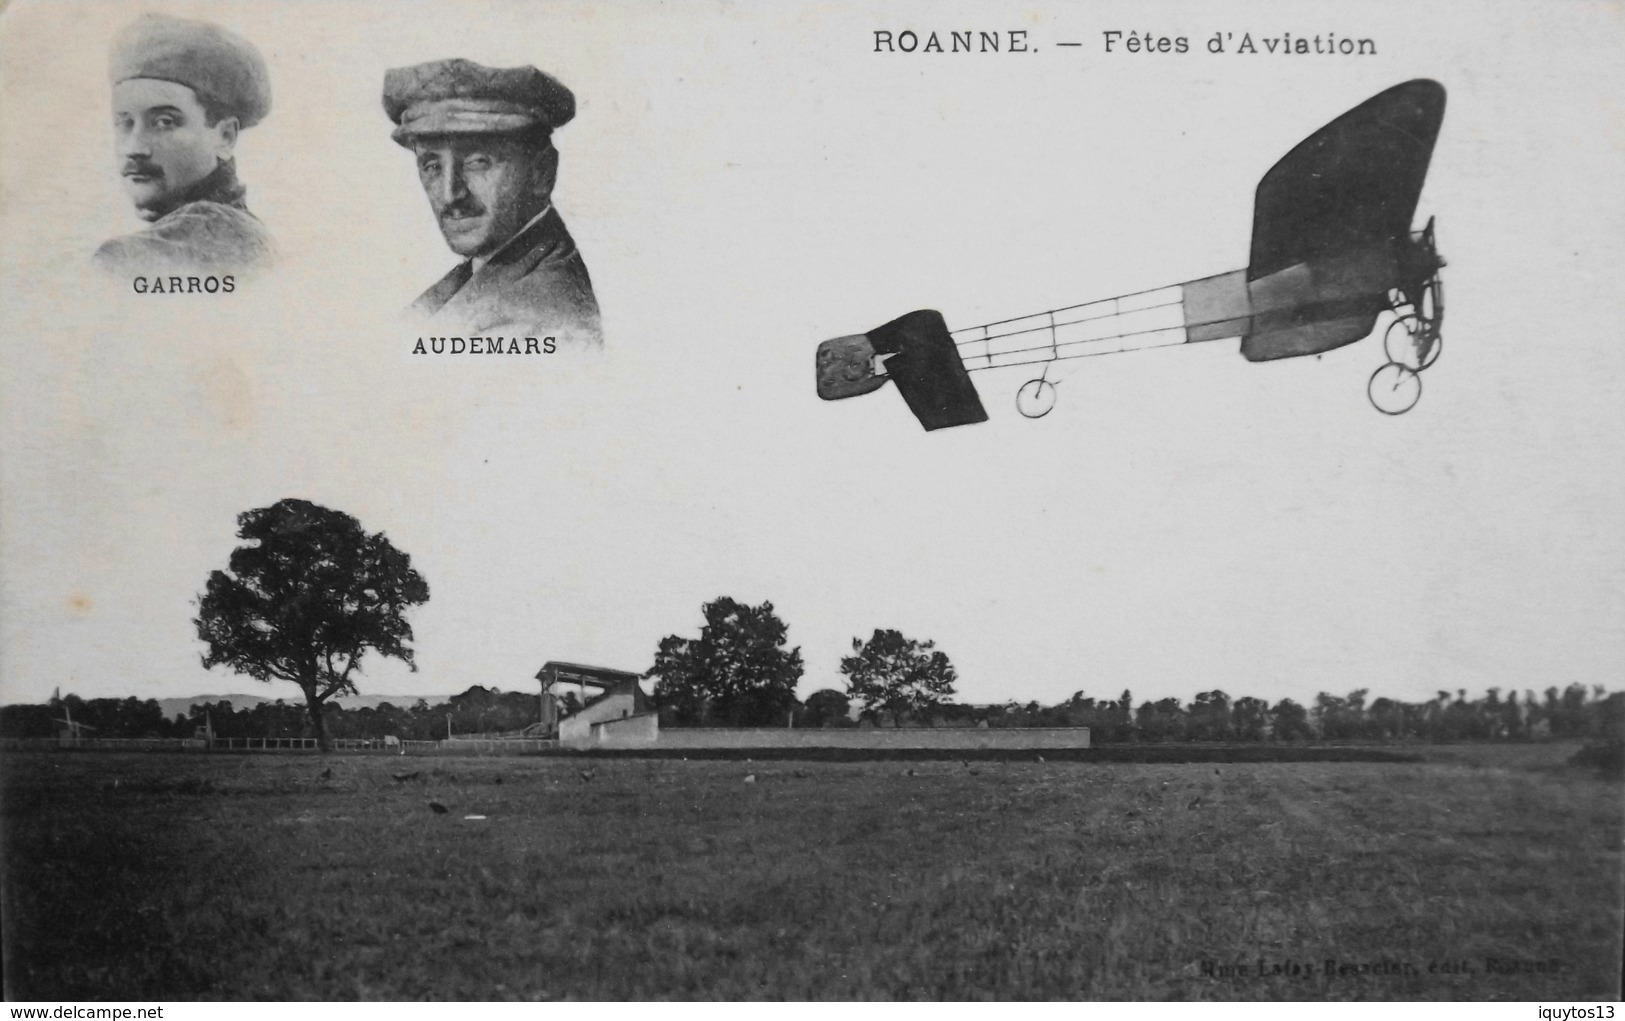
970, 684, 1622, 744
0, 686, 538, 742
7, 679, 1619, 746
638, 596, 1623, 744
11, 500, 1616, 749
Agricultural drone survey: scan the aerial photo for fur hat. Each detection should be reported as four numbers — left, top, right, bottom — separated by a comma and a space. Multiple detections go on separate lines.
110, 14, 271, 128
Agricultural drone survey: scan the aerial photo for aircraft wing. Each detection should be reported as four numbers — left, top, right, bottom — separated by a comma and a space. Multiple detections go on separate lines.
1249, 79, 1446, 281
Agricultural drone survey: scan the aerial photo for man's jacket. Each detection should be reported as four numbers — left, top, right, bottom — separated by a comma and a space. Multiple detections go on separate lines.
412, 206, 602, 347
94, 161, 273, 274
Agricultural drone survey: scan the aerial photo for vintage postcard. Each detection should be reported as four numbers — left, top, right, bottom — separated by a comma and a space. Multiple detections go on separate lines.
1, 0, 1621, 1004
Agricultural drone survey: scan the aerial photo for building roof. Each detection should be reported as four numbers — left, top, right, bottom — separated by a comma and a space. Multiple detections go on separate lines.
534, 661, 645, 689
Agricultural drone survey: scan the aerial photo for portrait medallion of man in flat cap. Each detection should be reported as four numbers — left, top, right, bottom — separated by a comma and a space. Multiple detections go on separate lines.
96, 14, 274, 275
384, 58, 602, 346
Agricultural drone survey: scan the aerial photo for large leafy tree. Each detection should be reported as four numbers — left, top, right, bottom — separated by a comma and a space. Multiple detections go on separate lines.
194, 499, 430, 750
841, 629, 957, 726
648, 597, 803, 725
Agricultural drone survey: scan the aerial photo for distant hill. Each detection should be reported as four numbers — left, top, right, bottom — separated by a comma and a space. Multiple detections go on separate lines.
155, 693, 450, 719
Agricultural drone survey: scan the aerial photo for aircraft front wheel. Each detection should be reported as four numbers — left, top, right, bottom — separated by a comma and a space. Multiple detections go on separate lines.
1368, 362, 1422, 415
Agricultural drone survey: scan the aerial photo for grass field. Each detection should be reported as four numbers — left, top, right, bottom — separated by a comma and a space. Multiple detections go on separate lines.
2, 744, 1620, 1000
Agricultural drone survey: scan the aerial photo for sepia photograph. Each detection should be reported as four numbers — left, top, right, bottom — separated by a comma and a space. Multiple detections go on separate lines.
0, 0, 1621, 1003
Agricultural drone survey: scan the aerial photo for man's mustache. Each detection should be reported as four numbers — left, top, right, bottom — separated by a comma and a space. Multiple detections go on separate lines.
438, 199, 485, 220
122, 160, 162, 178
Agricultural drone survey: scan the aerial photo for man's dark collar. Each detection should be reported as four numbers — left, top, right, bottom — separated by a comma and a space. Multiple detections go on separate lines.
138, 159, 250, 222
482, 204, 560, 269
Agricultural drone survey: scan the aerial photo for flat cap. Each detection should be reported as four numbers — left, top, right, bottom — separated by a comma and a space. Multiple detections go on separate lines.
110, 15, 271, 128
383, 58, 574, 146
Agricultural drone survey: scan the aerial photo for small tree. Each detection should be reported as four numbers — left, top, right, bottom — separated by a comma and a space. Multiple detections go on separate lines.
647, 597, 804, 726
1135, 697, 1187, 742
1270, 698, 1315, 742
841, 629, 957, 727
801, 688, 852, 728
1231, 696, 1271, 742
194, 499, 430, 751
1188, 690, 1234, 742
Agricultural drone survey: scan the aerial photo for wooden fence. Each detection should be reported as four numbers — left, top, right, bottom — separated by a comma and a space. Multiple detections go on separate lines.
3, 736, 558, 755
211, 737, 319, 751
409, 738, 558, 754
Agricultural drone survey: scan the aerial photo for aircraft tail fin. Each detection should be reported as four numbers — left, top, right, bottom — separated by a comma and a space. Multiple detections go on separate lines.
869, 310, 988, 431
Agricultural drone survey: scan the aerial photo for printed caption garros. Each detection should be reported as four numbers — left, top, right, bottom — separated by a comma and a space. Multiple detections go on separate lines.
870, 29, 1377, 56
131, 275, 235, 293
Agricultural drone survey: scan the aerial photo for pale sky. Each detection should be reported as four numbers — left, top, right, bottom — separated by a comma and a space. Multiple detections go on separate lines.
2, 0, 1622, 711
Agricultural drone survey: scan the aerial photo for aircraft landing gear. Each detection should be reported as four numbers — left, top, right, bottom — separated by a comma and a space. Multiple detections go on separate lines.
1370, 218, 1445, 415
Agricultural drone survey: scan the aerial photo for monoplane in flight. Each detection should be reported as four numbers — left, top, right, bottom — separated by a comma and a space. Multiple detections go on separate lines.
815, 79, 1448, 429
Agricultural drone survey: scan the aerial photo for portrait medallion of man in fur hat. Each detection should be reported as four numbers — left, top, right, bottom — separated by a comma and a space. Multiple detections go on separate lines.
96, 14, 274, 275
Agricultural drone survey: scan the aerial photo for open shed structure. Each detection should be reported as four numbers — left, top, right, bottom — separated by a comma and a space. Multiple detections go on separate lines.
534, 661, 658, 746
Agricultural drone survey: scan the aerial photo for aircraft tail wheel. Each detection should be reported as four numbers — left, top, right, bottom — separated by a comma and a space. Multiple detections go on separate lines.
1016, 378, 1058, 419
1369, 362, 1422, 415
1384, 316, 1443, 371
